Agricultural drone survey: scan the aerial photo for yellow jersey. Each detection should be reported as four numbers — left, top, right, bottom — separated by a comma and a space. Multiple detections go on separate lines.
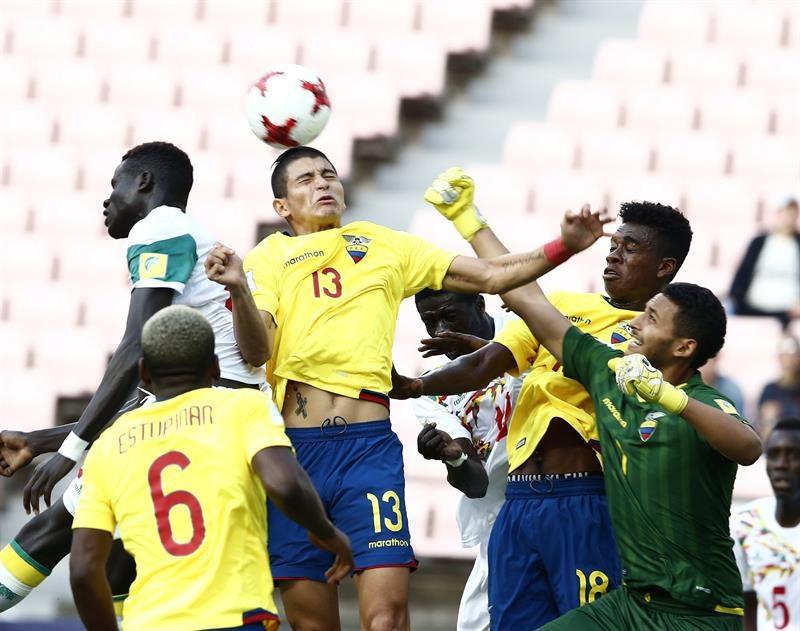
493, 292, 638, 472
73, 388, 292, 631
244, 221, 457, 409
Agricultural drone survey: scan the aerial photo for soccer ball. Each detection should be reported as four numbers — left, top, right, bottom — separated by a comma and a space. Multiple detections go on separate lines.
244, 64, 332, 149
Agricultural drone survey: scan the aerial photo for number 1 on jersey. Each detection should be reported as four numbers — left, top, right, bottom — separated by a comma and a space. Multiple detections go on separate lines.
312, 267, 342, 298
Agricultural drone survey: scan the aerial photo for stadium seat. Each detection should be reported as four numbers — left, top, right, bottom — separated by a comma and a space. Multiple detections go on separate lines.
731, 137, 800, 182
176, 66, 251, 111
0, 371, 58, 431
128, 0, 201, 22
0, 62, 34, 103
695, 91, 773, 137
773, 96, 800, 137
324, 73, 400, 139
743, 50, 800, 97
345, 1, 419, 33
31, 61, 105, 106
129, 110, 204, 154
271, 0, 345, 29
80, 147, 134, 194
668, 46, 744, 91
527, 173, 607, 217
56, 107, 132, 152
151, 26, 226, 67
373, 34, 447, 98
606, 175, 682, 213
0, 322, 33, 372
1, 0, 54, 19
418, 1, 493, 54
3, 234, 56, 286
5, 283, 82, 330
79, 23, 153, 64
224, 27, 299, 68
32, 328, 112, 389
547, 80, 622, 132
682, 179, 761, 228
82, 286, 131, 339
34, 192, 107, 244
622, 87, 696, 136
577, 131, 653, 175
299, 34, 373, 76
592, 39, 668, 87
57, 0, 130, 22
201, 0, 270, 25
5, 17, 81, 59
653, 134, 730, 179
638, 1, 711, 45
502, 122, 577, 172
0, 103, 57, 148
712, 3, 787, 48
465, 163, 531, 215
0, 190, 34, 235
5, 147, 81, 194
105, 63, 178, 111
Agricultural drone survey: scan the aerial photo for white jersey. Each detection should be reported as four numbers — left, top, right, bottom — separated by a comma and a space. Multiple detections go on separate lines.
412, 312, 521, 548
126, 206, 263, 384
731, 497, 800, 631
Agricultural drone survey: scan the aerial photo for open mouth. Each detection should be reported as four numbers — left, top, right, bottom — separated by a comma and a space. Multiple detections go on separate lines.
316, 195, 336, 205
603, 267, 620, 280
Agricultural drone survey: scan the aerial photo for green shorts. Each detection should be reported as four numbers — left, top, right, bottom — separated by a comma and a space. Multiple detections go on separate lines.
538, 586, 743, 630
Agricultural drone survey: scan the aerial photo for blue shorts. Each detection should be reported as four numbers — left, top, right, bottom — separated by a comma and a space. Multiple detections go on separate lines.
488, 475, 621, 630
267, 419, 417, 583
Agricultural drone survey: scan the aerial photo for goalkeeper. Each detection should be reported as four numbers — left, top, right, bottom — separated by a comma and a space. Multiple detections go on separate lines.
475, 222, 763, 625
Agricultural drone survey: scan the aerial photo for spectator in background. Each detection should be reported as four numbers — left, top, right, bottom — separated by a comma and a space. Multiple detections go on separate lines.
758, 335, 800, 438
730, 198, 800, 329
700, 355, 746, 417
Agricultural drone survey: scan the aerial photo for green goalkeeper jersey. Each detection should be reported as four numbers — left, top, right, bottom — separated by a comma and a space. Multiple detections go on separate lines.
562, 327, 747, 615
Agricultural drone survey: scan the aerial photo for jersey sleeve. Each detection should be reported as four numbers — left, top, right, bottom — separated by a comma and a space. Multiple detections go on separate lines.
127, 214, 198, 293
237, 390, 294, 464
562, 326, 621, 390
243, 240, 280, 317
72, 442, 116, 534
691, 385, 751, 426
393, 231, 459, 298
492, 318, 540, 377
412, 395, 472, 441
730, 511, 754, 591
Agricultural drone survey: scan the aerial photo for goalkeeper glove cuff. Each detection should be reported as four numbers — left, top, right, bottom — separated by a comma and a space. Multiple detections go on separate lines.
452, 205, 488, 241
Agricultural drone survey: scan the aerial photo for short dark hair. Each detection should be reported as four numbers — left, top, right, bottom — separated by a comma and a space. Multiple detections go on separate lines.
619, 201, 692, 280
271, 146, 336, 197
661, 282, 726, 369
414, 287, 481, 306
772, 417, 800, 433
121, 142, 193, 207
141, 305, 215, 379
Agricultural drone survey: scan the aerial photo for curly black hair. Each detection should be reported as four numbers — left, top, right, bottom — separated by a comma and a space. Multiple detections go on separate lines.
619, 201, 692, 280
661, 282, 725, 368
121, 141, 193, 208
414, 287, 481, 306
271, 146, 336, 198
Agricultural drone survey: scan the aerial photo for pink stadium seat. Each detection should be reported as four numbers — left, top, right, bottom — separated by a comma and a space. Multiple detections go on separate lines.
773, 96, 800, 137
1, 0, 54, 19
638, 1, 711, 45
31, 62, 104, 106
345, 1, 419, 33
0, 191, 34, 235
79, 23, 152, 64
56, 108, 132, 152
502, 122, 577, 172
528, 173, 607, 217
682, 180, 761, 250
712, 3, 787, 48
271, 0, 345, 29
654, 134, 730, 179
57, 240, 129, 291
547, 81, 622, 132
668, 46, 743, 91
0, 371, 58, 431
6, 283, 82, 330
578, 131, 653, 175
731, 137, 800, 182
80, 147, 133, 194
129, 0, 201, 22
0, 322, 33, 372
299, 34, 373, 76
606, 175, 682, 212
0, 103, 56, 147
57, 0, 129, 22
83, 287, 131, 339
465, 163, 530, 215
4, 235, 56, 285
6, 148, 81, 195
409, 208, 472, 255
622, 87, 696, 136
105, 64, 178, 111
176, 66, 250, 111
201, 111, 259, 155
224, 27, 299, 68
0, 63, 33, 103
696, 91, 773, 137
743, 50, 800, 97
34, 192, 107, 243
201, 0, 270, 25
418, 1, 492, 54
592, 39, 668, 86
152, 26, 226, 67
129, 110, 204, 154
324, 73, 400, 139
308, 123, 354, 178
373, 34, 447, 98
6, 17, 80, 59
32, 329, 112, 389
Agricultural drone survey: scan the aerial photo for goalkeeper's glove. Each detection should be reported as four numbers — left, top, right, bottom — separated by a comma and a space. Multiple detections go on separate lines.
607, 354, 689, 415
424, 167, 487, 241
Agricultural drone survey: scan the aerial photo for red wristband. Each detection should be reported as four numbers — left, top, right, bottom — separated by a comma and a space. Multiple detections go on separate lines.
543, 238, 574, 265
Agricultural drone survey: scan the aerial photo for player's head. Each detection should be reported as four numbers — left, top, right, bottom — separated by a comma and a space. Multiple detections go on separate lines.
765, 417, 800, 501
627, 282, 725, 371
139, 305, 219, 391
777, 334, 800, 378
604, 201, 692, 307
271, 146, 345, 233
103, 141, 194, 239
773, 197, 799, 235
415, 289, 493, 359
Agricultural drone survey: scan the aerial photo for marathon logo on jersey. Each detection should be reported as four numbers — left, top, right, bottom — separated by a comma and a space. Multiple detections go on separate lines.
284, 250, 325, 268
343, 234, 371, 263
566, 315, 591, 325
139, 253, 168, 280
638, 411, 665, 442
611, 322, 633, 346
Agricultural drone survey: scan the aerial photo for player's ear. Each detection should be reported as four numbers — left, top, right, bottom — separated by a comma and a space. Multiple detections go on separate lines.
673, 337, 697, 362
273, 198, 290, 219
136, 171, 154, 193
139, 358, 152, 387
656, 257, 677, 280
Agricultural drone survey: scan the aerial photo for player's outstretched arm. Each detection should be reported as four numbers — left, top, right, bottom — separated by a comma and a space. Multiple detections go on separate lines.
70, 528, 117, 631
417, 424, 488, 498
252, 446, 353, 583
22, 288, 174, 515
0, 425, 72, 477
205, 244, 274, 366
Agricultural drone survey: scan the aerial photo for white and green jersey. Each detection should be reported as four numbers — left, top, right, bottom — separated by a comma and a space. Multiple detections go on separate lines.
126, 205, 263, 385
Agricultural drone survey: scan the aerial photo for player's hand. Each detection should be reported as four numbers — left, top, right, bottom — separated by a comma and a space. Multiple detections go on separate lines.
560, 204, 614, 254
424, 167, 487, 240
309, 526, 353, 584
205, 243, 246, 291
418, 331, 488, 358
23, 453, 75, 515
608, 355, 688, 414
0, 430, 36, 477
389, 367, 423, 399
417, 423, 463, 461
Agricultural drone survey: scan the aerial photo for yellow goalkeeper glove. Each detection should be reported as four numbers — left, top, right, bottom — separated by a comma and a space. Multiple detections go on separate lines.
424, 166, 488, 241
607, 354, 689, 415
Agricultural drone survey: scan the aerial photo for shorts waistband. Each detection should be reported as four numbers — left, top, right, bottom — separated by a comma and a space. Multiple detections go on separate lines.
285, 418, 391, 442
505, 473, 605, 498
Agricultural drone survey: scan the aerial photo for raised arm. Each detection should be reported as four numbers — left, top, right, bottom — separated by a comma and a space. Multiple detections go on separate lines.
252, 446, 353, 583
205, 244, 275, 367
70, 528, 117, 631
23, 287, 174, 514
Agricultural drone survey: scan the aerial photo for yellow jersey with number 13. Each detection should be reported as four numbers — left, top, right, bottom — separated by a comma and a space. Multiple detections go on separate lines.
493, 291, 638, 472
243, 221, 457, 409
73, 387, 292, 631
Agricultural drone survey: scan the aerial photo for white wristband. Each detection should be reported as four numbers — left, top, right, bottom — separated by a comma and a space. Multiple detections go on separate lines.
445, 452, 469, 468
58, 432, 89, 462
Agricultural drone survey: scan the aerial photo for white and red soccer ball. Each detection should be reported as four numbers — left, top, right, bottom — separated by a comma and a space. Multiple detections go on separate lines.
245, 64, 332, 149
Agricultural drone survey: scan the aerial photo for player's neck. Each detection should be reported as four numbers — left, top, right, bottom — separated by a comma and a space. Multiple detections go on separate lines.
151, 378, 213, 401
291, 219, 341, 235
775, 494, 800, 527
659, 363, 694, 388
